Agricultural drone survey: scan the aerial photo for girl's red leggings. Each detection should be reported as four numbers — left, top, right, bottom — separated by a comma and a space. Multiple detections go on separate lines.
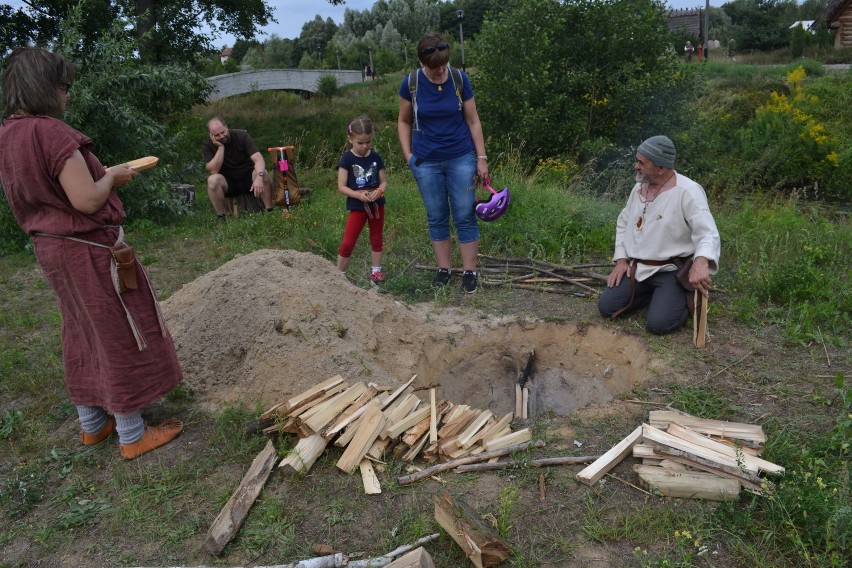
338, 207, 384, 258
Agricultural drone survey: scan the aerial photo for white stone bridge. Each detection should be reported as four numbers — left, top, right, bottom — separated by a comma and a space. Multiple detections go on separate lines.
206, 69, 364, 101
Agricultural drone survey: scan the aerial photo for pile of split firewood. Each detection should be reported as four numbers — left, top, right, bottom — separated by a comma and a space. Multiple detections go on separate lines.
260, 374, 536, 487
576, 408, 784, 500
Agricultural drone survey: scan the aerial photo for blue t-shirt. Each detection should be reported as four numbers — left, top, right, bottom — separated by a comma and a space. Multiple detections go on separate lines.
337, 149, 386, 211
398, 67, 475, 160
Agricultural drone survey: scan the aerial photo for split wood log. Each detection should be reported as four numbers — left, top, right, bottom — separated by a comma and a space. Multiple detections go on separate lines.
693, 290, 708, 348
336, 404, 387, 473
483, 428, 532, 451
384, 547, 435, 568
329, 397, 384, 441
648, 409, 766, 446
402, 430, 431, 463
666, 423, 783, 475
429, 388, 438, 444
457, 410, 493, 449
302, 382, 367, 435
204, 440, 278, 555
481, 413, 515, 443
323, 385, 378, 437
385, 405, 432, 440
455, 455, 602, 473
381, 375, 417, 410
642, 424, 762, 475
514, 384, 522, 418
279, 433, 329, 474
575, 426, 643, 485
397, 440, 546, 485
433, 490, 512, 568
360, 459, 382, 495
634, 464, 740, 501
261, 375, 345, 419
521, 387, 529, 420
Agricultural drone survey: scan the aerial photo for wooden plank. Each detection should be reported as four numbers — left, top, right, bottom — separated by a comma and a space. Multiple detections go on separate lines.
328, 396, 384, 440
204, 440, 278, 555
385, 405, 432, 440
438, 408, 478, 440
457, 410, 493, 449
402, 430, 431, 463
666, 423, 783, 475
324, 385, 379, 436
481, 413, 515, 443
278, 433, 329, 473
381, 393, 421, 438
484, 428, 532, 451
634, 464, 740, 501
302, 382, 367, 435
359, 459, 382, 495
515, 384, 523, 418
693, 291, 708, 348
381, 375, 417, 410
642, 424, 758, 474
521, 387, 529, 420
433, 490, 512, 568
261, 374, 344, 419
576, 426, 643, 485
648, 409, 766, 445
336, 404, 387, 473
429, 388, 438, 444
384, 547, 435, 568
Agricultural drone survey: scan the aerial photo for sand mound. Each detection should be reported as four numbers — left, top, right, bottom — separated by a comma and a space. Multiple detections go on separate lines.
162, 249, 654, 415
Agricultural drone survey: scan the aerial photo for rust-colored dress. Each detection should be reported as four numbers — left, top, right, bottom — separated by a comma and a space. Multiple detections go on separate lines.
0, 115, 182, 413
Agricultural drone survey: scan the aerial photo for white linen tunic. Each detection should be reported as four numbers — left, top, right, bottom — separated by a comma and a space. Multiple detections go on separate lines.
613, 172, 720, 281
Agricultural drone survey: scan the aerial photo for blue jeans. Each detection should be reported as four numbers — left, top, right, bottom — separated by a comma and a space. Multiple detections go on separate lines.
408, 153, 479, 243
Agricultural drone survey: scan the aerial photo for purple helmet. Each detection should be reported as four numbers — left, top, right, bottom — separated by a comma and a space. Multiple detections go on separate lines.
474, 182, 510, 222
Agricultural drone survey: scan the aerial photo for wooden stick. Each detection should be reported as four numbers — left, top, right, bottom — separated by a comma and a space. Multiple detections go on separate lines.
397, 440, 546, 485
454, 455, 602, 473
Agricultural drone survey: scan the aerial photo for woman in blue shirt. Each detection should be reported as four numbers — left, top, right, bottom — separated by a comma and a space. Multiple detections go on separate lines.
397, 33, 489, 293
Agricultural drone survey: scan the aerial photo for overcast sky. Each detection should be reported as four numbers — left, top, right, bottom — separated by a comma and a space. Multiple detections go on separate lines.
5, 0, 727, 46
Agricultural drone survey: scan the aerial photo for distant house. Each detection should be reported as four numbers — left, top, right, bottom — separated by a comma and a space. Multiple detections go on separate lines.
668, 8, 701, 37
220, 47, 233, 64
813, 0, 852, 47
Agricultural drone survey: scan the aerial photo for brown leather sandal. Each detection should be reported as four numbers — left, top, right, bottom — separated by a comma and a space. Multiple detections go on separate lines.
119, 418, 184, 460
81, 415, 116, 445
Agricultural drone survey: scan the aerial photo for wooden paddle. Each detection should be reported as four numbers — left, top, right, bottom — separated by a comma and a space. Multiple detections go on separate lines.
126, 156, 159, 172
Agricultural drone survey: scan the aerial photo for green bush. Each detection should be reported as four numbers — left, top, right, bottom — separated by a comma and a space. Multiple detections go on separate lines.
316, 75, 339, 98
474, 0, 688, 168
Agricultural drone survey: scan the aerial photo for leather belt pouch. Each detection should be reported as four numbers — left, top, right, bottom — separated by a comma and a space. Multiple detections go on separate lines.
674, 257, 694, 292
109, 242, 138, 293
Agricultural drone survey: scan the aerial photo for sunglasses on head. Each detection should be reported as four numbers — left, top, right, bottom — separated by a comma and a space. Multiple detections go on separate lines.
420, 42, 449, 57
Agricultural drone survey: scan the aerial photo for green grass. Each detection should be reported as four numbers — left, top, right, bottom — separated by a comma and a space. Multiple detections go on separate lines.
1, 67, 850, 567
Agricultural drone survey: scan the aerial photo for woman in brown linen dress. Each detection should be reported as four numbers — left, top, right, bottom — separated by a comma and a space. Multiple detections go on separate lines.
0, 47, 183, 460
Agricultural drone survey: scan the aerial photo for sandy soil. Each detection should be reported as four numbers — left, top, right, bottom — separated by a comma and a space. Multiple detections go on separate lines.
162, 249, 660, 416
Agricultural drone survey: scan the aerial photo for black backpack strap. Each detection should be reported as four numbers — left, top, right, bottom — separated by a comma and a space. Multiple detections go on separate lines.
448, 65, 464, 111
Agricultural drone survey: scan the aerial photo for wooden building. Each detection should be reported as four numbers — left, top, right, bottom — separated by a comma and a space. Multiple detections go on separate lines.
814, 0, 852, 48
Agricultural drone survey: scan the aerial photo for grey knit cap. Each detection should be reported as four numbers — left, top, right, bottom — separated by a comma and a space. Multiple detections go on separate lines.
637, 135, 676, 169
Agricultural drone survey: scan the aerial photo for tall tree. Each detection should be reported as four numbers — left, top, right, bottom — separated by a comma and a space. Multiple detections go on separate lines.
0, 0, 274, 62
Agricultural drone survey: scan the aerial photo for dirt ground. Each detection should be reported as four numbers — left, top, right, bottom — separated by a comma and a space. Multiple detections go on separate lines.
163, 249, 660, 418
3, 248, 843, 567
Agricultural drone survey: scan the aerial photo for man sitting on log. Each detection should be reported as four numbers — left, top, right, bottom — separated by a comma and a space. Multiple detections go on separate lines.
202, 117, 274, 220
598, 135, 720, 335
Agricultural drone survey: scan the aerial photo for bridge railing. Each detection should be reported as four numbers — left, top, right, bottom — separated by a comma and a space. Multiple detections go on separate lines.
207, 69, 365, 101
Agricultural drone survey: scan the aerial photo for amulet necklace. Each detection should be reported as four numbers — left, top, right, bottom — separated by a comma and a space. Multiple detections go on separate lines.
636, 171, 675, 229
